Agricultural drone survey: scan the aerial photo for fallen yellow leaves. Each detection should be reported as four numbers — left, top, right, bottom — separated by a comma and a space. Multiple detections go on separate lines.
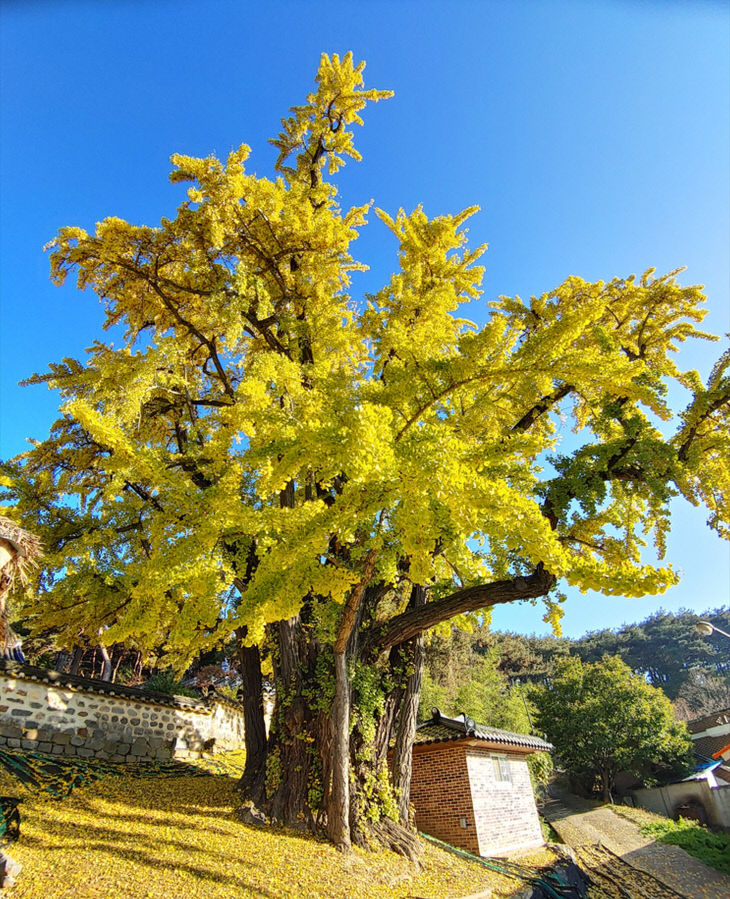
0, 755, 538, 898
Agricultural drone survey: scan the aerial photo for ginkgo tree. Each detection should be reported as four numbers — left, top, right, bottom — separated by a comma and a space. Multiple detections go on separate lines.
2, 53, 729, 854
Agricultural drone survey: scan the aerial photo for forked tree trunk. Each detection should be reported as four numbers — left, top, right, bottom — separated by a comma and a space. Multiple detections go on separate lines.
390, 586, 426, 823
237, 582, 426, 857
235, 564, 556, 853
238, 619, 423, 856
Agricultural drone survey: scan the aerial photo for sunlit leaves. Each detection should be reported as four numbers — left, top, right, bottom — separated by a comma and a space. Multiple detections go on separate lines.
2, 53, 729, 670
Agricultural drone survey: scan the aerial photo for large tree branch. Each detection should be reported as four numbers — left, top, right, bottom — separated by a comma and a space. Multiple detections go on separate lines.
364, 564, 555, 654
511, 383, 574, 433
677, 389, 730, 462
334, 549, 378, 654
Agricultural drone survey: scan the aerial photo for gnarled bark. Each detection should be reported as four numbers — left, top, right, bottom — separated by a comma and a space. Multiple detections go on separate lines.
237, 641, 267, 806
390, 585, 426, 824
237, 565, 556, 856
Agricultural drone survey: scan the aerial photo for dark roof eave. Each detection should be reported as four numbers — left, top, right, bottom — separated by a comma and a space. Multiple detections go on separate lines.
413, 729, 553, 753
414, 708, 553, 752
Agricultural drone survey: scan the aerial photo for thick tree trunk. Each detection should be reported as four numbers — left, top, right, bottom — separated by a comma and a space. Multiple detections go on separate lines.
234, 567, 557, 857
266, 615, 318, 829
237, 641, 268, 806
601, 767, 613, 804
98, 644, 112, 681
326, 550, 377, 849
391, 585, 426, 823
328, 650, 351, 849
111, 651, 123, 683
68, 644, 84, 676
238, 614, 423, 860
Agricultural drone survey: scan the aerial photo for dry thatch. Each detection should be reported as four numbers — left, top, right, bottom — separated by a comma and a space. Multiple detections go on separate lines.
0, 515, 43, 592
0, 516, 42, 659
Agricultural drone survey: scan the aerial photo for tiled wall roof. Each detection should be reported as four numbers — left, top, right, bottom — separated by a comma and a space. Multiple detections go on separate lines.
414, 709, 552, 752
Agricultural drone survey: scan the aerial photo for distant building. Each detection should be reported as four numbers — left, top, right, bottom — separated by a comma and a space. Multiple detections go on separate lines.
410, 709, 552, 857
631, 707, 730, 827
687, 707, 730, 784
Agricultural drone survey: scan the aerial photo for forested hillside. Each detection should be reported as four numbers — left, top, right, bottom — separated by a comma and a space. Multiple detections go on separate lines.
421, 606, 730, 724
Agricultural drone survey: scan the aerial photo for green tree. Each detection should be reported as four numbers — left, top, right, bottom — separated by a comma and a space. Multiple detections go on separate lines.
419, 637, 554, 787
1, 54, 728, 853
532, 656, 693, 801
419, 642, 528, 732
492, 631, 571, 685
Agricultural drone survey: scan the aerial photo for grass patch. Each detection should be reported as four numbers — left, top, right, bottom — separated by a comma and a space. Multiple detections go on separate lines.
612, 805, 730, 876
638, 816, 730, 876
540, 817, 560, 844
0, 751, 546, 898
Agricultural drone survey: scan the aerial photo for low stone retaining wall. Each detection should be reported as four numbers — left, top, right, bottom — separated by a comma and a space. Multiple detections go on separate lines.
0, 661, 245, 763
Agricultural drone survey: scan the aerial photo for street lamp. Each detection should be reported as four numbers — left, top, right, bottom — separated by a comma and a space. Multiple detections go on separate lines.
696, 620, 730, 640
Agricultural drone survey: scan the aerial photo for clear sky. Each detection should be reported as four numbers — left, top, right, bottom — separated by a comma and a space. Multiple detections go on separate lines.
1, 0, 728, 638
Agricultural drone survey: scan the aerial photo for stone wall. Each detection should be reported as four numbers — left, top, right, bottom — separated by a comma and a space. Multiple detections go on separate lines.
633, 779, 730, 828
0, 662, 245, 764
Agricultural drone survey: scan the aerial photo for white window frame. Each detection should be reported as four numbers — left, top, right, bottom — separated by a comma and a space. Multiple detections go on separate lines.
491, 753, 512, 785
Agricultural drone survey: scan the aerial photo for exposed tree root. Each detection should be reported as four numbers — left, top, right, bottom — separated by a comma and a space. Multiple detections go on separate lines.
369, 817, 423, 864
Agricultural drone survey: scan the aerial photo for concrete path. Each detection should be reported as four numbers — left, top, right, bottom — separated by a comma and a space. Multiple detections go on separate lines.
542, 786, 730, 899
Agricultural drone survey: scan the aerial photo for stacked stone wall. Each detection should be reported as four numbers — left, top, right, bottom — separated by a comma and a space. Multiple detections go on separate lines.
0, 663, 245, 763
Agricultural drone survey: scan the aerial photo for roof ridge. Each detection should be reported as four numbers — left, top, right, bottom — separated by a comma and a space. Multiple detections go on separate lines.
415, 707, 553, 752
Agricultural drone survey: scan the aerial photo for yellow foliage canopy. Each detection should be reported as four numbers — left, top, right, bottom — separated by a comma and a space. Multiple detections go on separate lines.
2, 52, 728, 666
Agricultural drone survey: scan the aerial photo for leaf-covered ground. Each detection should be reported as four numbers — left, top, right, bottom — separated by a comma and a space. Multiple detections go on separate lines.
0, 752, 551, 898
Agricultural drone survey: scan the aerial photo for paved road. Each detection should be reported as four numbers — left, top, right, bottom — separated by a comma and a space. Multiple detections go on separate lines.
542, 786, 730, 899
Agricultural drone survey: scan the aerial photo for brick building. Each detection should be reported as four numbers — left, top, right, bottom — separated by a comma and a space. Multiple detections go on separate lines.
410, 709, 552, 857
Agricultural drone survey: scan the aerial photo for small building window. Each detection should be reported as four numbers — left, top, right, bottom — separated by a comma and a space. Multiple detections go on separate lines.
492, 754, 512, 784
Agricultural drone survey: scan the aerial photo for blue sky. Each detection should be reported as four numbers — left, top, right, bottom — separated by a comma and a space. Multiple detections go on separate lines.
1, 0, 728, 638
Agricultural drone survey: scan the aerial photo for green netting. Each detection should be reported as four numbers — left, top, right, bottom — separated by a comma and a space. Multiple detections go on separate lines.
419, 831, 585, 899
0, 747, 233, 802
0, 797, 20, 845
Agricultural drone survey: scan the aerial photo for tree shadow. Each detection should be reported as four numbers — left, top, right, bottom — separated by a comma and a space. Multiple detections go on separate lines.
20, 830, 280, 898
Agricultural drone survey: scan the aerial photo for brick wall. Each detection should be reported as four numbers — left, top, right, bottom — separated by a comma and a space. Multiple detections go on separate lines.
410, 739, 544, 858
0, 663, 245, 764
466, 748, 543, 856
410, 742, 480, 854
